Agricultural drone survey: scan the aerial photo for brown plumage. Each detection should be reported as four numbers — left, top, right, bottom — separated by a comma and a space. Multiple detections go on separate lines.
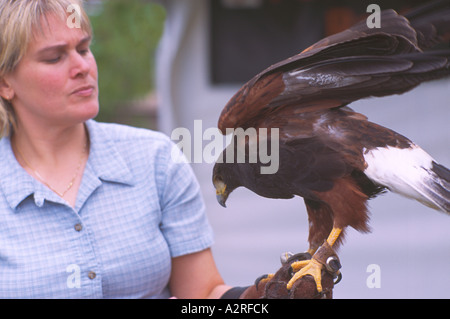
212, 1, 450, 292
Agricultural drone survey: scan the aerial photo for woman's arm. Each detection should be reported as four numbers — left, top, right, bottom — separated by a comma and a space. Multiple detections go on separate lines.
169, 248, 231, 299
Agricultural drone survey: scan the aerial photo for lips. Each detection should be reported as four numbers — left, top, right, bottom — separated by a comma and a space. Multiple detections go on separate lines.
71, 85, 95, 96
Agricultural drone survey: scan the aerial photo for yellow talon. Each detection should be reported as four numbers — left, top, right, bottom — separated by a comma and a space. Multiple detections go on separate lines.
287, 227, 343, 293
253, 273, 274, 291
290, 259, 310, 272
258, 273, 274, 284
287, 258, 323, 292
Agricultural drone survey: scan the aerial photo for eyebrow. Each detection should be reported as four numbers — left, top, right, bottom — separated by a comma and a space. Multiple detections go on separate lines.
35, 35, 92, 56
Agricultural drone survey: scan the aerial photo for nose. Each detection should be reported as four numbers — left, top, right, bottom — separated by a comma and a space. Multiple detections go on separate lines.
69, 51, 91, 78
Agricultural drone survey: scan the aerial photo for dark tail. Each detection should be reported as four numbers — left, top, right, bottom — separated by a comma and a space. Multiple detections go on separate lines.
403, 2, 449, 214
427, 161, 450, 213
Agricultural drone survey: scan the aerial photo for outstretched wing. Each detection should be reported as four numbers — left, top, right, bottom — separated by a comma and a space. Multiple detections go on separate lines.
218, 4, 450, 132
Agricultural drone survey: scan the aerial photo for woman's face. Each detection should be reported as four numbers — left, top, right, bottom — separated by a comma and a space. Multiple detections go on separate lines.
2, 13, 99, 129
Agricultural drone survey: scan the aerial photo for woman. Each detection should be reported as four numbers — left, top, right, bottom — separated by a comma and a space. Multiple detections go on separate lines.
0, 0, 230, 298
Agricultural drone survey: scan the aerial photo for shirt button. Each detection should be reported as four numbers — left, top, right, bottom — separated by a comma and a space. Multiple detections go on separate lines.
74, 223, 82, 232
88, 271, 96, 280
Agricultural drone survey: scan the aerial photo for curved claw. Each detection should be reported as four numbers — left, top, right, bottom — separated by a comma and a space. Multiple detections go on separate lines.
254, 273, 273, 291
333, 271, 342, 285
280, 252, 294, 264
281, 251, 312, 265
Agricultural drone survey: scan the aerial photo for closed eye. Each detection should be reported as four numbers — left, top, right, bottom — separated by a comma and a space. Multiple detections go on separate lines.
36, 35, 92, 64
43, 55, 63, 64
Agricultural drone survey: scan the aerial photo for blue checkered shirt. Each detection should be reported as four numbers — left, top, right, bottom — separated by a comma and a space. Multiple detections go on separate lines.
0, 120, 214, 298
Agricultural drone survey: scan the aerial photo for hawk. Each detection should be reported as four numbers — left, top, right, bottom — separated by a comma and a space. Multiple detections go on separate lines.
213, 1, 450, 294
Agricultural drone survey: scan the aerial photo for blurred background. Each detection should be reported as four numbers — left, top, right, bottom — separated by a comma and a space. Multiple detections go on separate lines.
85, 0, 165, 129
86, 0, 449, 298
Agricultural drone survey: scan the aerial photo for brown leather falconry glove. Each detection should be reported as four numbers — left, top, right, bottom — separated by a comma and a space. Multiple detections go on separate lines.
226, 243, 342, 299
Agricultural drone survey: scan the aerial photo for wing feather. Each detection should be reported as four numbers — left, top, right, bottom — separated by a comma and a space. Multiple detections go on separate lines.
218, 5, 450, 132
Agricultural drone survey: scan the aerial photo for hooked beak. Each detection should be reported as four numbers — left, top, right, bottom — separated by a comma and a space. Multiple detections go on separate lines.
216, 193, 227, 208
214, 181, 228, 208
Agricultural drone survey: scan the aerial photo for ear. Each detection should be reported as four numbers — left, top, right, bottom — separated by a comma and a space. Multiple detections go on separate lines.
0, 77, 14, 101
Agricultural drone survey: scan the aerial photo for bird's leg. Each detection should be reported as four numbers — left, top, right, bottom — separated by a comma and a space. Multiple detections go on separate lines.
326, 227, 342, 247
287, 227, 342, 292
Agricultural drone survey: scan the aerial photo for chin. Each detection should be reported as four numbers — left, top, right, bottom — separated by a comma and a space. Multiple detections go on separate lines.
79, 99, 99, 119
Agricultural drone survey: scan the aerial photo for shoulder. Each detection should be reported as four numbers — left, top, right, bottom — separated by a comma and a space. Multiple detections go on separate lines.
91, 120, 170, 144
86, 120, 181, 180
88, 120, 175, 156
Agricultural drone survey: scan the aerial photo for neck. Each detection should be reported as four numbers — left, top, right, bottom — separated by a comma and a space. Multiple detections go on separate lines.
11, 121, 90, 206
12, 121, 89, 167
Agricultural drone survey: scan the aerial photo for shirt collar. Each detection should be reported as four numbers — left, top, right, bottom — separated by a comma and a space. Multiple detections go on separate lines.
85, 119, 134, 186
0, 136, 37, 209
0, 119, 134, 211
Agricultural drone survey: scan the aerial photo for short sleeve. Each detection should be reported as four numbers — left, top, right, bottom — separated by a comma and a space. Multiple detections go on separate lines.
157, 140, 214, 257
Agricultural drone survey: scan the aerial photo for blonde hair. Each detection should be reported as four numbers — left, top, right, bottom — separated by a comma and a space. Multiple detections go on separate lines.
0, 0, 92, 137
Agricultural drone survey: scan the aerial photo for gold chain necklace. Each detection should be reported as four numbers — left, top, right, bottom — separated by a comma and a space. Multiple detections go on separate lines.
15, 143, 87, 198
